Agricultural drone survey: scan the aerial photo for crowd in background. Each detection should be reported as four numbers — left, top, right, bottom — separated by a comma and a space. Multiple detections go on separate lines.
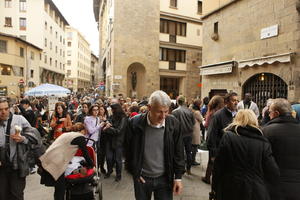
1, 91, 300, 200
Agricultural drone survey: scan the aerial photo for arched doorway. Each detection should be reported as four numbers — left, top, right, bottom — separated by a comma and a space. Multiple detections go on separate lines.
243, 73, 288, 109
127, 62, 146, 99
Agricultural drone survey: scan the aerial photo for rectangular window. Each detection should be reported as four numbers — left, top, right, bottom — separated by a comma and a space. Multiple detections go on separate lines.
68, 41, 71, 47
44, 55, 47, 63
40, 53, 42, 60
0, 40, 8, 53
19, 18, 26, 30
55, 31, 58, 38
214, 22, 218, 34
45, 22, 47, 30
159, 48, 186, 63
198, 1, 202, 14
55, 46, 58, 53
30, 51, 34, 60
5, 0, 12, 8
44, 38, 47, 47
67, 50, 71, 56
67, 70, 71, 76
170, 0, 177, 7
160, 19, 186, 36
160, 19, 169, 34
19, 0, 26, 12
20, 47, 24, 57
50, 26, 52, 34
50, 58, 52, 66
1, 65, 12, 75
5, 17, 12, 27
55, 60, 57, 67
67, 60, 71, 65
30, 69, 34, 78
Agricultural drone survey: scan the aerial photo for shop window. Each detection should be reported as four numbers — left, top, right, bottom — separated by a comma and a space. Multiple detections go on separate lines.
1, 65, 12, 75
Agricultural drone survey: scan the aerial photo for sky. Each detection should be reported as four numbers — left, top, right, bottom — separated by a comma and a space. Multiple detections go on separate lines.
52, 0, 99, 55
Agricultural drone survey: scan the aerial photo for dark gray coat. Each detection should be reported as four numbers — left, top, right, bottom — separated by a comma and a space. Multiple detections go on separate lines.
263, 116, 300, 200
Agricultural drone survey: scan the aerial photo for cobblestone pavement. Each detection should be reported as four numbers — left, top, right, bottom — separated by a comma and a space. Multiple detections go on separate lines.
25, 152, 210, 200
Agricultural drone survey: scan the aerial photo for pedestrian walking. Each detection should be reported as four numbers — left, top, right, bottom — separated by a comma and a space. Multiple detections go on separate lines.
212, 109, 280, 200
263, 98, 300, 200
172, 95, 195, 175
125, 90, 185, 200
102, 103, 127, 182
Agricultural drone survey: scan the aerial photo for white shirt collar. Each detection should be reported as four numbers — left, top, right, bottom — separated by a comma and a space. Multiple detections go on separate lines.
147, 113, 165, 128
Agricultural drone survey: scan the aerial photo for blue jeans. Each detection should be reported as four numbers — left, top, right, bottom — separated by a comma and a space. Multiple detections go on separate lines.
133, 175, 172, 200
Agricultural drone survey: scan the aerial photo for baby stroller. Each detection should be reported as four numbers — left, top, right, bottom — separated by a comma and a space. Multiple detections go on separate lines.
65, 139, 103, 200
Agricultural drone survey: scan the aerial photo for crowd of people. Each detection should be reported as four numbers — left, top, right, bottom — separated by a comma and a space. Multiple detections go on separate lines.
0, 90, 299, 200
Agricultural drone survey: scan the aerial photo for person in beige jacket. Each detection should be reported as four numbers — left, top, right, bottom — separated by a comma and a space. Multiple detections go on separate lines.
190, 99, 204, 166
39, 123, 94, 200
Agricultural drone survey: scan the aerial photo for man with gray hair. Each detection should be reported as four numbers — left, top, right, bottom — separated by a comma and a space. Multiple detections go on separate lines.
0, 98, 39, 200
125, 90, 185, 200
263, 98, 300, 200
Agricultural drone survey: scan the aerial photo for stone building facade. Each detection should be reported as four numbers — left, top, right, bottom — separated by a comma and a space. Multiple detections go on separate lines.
93, 0, 203, 99
201, 0, 300, 109
0, 0, 69, 87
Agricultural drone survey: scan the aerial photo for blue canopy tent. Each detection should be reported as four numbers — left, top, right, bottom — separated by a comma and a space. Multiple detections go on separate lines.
24, 83, 71, 97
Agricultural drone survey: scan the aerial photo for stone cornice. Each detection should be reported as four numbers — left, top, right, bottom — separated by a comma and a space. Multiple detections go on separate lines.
160, 41, 202, 51
160, 11, 202, 24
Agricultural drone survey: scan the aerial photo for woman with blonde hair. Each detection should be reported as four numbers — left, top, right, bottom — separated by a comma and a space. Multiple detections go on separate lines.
212, 109, 280, 200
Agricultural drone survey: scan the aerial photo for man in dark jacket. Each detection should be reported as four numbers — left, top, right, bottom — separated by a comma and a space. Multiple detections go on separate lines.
0, 98, 39, 200
172, 95, 195, 174
125, 90, 185, 200
207, 92, 238, 158
263, 98, 300, 200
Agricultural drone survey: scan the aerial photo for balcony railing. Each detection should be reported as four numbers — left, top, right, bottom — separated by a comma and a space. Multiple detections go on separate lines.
169, 35, 176, 43
169, 61, 176, 70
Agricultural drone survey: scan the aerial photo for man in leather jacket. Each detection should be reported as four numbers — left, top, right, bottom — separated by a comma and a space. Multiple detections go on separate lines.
125, 90, 185, 200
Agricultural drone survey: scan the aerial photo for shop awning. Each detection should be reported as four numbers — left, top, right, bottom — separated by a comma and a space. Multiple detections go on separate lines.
199, 61, 235, 75
238, 52, 293, 68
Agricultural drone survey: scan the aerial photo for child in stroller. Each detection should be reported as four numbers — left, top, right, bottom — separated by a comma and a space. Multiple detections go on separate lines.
39, 123, 101, 200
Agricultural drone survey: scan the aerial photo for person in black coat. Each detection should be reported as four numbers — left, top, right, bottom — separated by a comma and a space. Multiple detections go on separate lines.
19, 99, 36, 127
262, 98, 300, 200
213, 109, 280, 200
102, 103, 127, 182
